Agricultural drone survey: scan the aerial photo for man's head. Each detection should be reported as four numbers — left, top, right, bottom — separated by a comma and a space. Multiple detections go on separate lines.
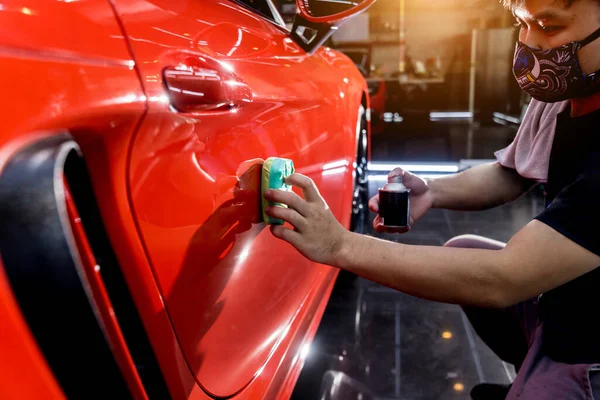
503, 0, 600, 74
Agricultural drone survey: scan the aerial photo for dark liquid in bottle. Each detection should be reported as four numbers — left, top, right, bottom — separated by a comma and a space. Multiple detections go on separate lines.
378, 189, 410, 228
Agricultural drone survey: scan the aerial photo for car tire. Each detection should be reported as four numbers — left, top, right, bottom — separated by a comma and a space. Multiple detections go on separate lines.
350, 104, 369, 234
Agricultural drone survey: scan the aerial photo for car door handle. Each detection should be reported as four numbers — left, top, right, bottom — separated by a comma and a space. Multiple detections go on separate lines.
163, 57, 252, 113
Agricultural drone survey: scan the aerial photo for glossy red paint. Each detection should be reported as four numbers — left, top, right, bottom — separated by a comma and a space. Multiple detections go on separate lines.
0, 0, 131, 62
0, 0, 370, 398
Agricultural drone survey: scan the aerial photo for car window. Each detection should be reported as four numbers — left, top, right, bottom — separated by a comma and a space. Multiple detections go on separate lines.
232, 0, 286, 27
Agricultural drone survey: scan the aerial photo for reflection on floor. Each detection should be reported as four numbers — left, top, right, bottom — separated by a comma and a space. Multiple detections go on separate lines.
291, 174, 545, 400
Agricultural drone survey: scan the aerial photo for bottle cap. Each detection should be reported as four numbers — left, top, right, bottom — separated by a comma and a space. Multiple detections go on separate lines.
388, 174, 403, 184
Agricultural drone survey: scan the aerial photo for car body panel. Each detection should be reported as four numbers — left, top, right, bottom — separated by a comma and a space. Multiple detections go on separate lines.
0, 0, 131, 63
113, 0, 365, 396
0, 0, 368, 398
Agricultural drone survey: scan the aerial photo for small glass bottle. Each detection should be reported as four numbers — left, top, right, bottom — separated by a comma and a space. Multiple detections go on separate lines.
378, 175, 411, 230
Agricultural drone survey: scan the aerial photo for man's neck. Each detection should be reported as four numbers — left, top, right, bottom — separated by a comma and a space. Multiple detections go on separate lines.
571, 90, 600, 117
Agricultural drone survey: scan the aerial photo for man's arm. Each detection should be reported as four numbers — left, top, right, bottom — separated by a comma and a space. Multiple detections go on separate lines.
429, 161, 535, 211
265, 174, 600, 309
336, 220, 600, 308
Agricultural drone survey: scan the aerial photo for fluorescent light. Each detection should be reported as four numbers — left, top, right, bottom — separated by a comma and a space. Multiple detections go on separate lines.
368, 162, 459, 173
368, 175, 391, 182
493, 112, 520, 124
368, 174, 448, 181
383, 112, 403, 123
429, 111, 472, 120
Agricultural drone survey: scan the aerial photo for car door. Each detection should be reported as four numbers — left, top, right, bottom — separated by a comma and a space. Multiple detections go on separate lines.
112, 0, 364, 397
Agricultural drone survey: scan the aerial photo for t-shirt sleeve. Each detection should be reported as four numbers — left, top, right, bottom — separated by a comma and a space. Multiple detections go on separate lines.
495, 99, 568, 182
494, 141, 517, 169
535, 164, 600, 256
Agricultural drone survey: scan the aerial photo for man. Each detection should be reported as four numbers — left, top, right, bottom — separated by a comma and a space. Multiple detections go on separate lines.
264, 0, 600, 398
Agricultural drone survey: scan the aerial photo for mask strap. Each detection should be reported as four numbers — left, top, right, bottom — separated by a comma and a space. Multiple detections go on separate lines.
580, 26, 600, 47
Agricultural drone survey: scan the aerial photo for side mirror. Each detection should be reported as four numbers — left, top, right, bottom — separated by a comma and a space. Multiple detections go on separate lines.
291, 0, 376, 55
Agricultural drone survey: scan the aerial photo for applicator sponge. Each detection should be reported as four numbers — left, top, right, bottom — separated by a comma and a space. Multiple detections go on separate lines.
261, 157, 295, 225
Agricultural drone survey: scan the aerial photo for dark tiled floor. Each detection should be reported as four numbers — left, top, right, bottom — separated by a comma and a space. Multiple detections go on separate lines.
291, 153, 545, 399
371, 121, 518, 162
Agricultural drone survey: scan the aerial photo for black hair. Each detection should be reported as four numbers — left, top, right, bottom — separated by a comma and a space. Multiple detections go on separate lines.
501, 0, 577, 11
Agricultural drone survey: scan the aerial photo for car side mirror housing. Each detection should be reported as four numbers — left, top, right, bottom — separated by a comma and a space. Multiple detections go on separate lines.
291, 0, 376, 55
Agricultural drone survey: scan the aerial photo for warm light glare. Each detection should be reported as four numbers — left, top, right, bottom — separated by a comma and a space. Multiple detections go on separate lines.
442, 331, 453, 339
453, 383, 465, 392
21, 7, 32, 15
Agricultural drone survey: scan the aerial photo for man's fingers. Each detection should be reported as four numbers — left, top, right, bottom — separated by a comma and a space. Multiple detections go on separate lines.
264, 189, 309, 216
372, 215, 386, 232
270, 224, 301, 246
285, 173, 322, 203
401, 170, 421, 185
372, 215, 411, 234
388, 167, 404, 179
368, 195, 379, 213
266, 206, 307, 231
388, 167, 416, 182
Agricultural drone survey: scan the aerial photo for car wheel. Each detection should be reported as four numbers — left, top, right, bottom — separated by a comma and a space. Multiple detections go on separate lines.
351, 105, 369, 234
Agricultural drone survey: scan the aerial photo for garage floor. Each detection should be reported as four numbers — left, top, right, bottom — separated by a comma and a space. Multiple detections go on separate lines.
291, 122, 545, 400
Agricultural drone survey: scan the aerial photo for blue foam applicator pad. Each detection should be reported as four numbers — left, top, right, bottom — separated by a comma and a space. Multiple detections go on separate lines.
261, 157, 295, 225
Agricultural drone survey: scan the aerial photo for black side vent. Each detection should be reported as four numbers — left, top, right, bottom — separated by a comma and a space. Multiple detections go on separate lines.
63, 141, 172, 399
0, 136, 131, 399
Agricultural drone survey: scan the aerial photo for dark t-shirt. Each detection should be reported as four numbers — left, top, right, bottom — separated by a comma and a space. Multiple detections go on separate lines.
534, 107, 600, 364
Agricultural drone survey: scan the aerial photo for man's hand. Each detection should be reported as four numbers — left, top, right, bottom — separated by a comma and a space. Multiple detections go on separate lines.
369, 168, 434, 233
264, 173, 349, 265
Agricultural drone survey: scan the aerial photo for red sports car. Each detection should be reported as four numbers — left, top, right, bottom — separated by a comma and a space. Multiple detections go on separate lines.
0, 0, 374, 399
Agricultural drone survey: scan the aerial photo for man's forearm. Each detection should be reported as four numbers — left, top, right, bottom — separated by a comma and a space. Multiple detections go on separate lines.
428, 162, 534, 211
335, 231, 512, 308
332, 219, 600, 309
